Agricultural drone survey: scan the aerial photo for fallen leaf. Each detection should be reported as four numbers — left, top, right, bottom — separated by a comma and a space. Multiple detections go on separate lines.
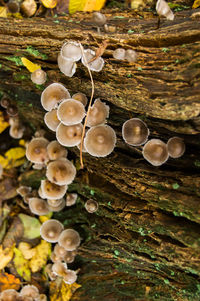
0, 245, 14, 270
0, 111, 9, 134
0, 147, 26, 169
39, 211, 53, 223
68, 0, 85, 14
18, 213, 41, 239
0, 178, 17, 201
83, 0, 106, 12
18, 242, 36, 260
192, 0, 200, 8
29, 240, 51, 272
41, 0, 57, 8
3, 217, 23, 249
21, 57, 41, 73
13, 247, 31, 281
50, 277, 81, 301
0, 272, 20, 291
0, 6, 7, 18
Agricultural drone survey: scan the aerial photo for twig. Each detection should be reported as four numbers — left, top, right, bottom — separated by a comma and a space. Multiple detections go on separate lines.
88, 40, 108, 64
79, 43, 95, 169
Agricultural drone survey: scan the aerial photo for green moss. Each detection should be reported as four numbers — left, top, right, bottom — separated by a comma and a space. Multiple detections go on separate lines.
26, 46, 48, 59
172, 183, 179, 189
5, 56, 23, 66
114, 250, 120, 256
194, 160, 200, 167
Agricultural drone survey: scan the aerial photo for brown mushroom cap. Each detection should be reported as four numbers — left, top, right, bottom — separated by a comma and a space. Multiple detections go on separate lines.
48, 198, 65, 212
63, 250, 76, 263
41, 83, 70, 111
167, 137, 185, 158
86, 99, 109, 127
47, 198, 64, 208
6, 104, 18, 117
29, 197, 50, 216
20, 0, 37, 17
72, 92, 88, 107
63, 269, 77, 284
44, 109, 60, 132
54, 243, 67, 258
26, 137, 49, 164
47, 140, 67, 161
40, 219, 64, 243
20, 285, 39, 299
38, 294, 47, 301
125, 49, 137, 63
0, 289, 19, 301
9, 123, 25, 139
142, 139, 169, 166
58, 229, 81, 251
0, 97, 10, 108
84, 125, 116, 157
17, 186, 32, 197
57, 99, 86, 126
31, 69, 47, 85
122, 118, 149, 146
85, 199, 99, 213
92, 11, 107, 27
52, 261, 68, 277
66, 193, 78, 207
40, 179, 68, 200
46, 158, 76, 186
113, 48, 126, 60
50, 251, 61, 263
61, 41, 82, 62
57, 54, 77, 77
56, 123, 83, 147
81, 49, 104, 72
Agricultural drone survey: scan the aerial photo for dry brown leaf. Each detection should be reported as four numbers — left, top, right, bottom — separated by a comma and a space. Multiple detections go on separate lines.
0, 177, 17, 201
0, 272, 20, 291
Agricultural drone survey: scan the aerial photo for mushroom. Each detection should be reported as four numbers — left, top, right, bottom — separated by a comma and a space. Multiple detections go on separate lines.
7, 0, 20, 13
125, 49, 138, 63
40, 179, 68, 200
6, 104, 18, 117
26, 137, 49, 164
167, 137, 185, 158
63, 269, 77, 284
92, 11, 107, 33
57, 53, 77, 77
29, 197, 50, 216
113, 48, 126, 60
47, 198, 66, 212
84, 125, 116, 157
38, 187, 46, 199
142, 139, 169, 166
20, 285, 39, 299
9, 123, 25, 139
17, 185, 32, 197
0, 289, 19, 301
52, 261, 68, 277
156, 0, 174, 20
46, 158, 76, 185
58, 229, 81, 251
63, 250, 77, 263
57, 99, 86, 126
54, 243, 67, 258
47, 198, 64, 208
41, 83, 70, 111
72, 92, 88, 107
50, 251, 61, 263
0, 97, 10, 108
40, 219, 64, 243
20, 0, 37, 17
122, 118, 149, 146
66, 193, 78, 206
56, 123, 83, 147
61, 41, 82, 62
44, 109, 60, 132
31, 69, 47, 85
47, 140, 67, 161
81, 49, 104, 72
44, 264, 57, 281
85, 199, 99, 213
86, 99, 109, 127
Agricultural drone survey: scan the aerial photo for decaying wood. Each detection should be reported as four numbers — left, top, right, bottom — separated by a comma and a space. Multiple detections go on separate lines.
0, 8, 200, 300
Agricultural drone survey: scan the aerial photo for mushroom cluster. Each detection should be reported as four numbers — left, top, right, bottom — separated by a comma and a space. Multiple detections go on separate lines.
113, 48, 138, 63
0, 285, 46, 301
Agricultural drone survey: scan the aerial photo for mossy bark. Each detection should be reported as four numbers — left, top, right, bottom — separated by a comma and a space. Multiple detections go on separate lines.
0, 8, 200, 300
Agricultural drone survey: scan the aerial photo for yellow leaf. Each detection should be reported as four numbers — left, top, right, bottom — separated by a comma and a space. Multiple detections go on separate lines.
29, 240, 51, 273
13, 247, 31, 281
0, 111, 9, 134
21, 57, 41, 73
41, 0, 57, 8
5, 147, 25, 161
50, 278, 81, 301
83, 0, 106, 12
0, 6, 7, 18
68, 0, 86, 14
18, 242, 36, 260
19, 139, 26, 146
39, 211, 53, 223
0, 272, 21, 291
0, 245, 14, 270
192, 0, 200, 8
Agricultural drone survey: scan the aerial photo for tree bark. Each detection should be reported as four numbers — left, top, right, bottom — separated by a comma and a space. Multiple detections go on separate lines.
0, 8, 200, 300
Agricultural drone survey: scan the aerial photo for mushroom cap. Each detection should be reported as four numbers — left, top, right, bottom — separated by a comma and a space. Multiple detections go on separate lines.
113, 48, 126, 60
57, 99, 86, 126
40, 219, 64, 243
44, 109, 60, 132
142, 139, 169, 166
81, 49, 104, 72
84, 125, 116, 157
167, 137, 185, 158
29, 197, 50, 216
86, 98, 109, 127
0, 289, 19, 301
9, 123, 24, 139
47, 198, 64, 208
156, 0, 174, 20
63, 269, 77, 284
85, 199, 99, 213
6, 105, 18, 117
122, 118, 149, 146
56, 123, 83, 147
0, 97, 10, 108
63, 250, 76, 263
38, 187, 46, 199
66, 193, 78, 206
61, 41, 82, 62
54, 243, 67, 258
20, 285, 39, 299
17, 185, 32, 197
41, 83, 70, 111
47, 140, 67, 161
20, 0, 37, 17
58, 229, 81, 251
46, 158, 76, 186
31, 69, 47, 85
26, 137, 49, 164
57, 54, 77, 77
72, 92, 88, 107
125, 49, 137, 63
44, 264, 57, 281
40, 179, 68, 200
52, 261, 68, 277
50, 251, 61, 263
92, 11, 107, 27
7, 1, 20, 13
47, 198, 66, 212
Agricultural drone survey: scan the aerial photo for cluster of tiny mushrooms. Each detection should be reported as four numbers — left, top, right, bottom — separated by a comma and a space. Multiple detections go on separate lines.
0, 0, 186, 298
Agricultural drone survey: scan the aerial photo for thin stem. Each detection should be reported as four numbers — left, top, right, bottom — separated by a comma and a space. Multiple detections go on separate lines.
79, 43, 95, 169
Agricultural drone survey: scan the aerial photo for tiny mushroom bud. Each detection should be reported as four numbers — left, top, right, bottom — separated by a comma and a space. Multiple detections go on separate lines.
81, 49, 104, 72
52, 261, 68, 277
40, 179, 68, 200
63, 269, 77, 284
6, 104, 18, 117
17, 185, 32, 197
57, 99, 86, 126
0, 97, 10, 108
85, 199, 99, 213
84, 125, 116, 157
57, 54, 77, 77
156, 0, 174, 20
41, 83, 70, 111
47, 198, 65, 212
21, 0, 37, 17
113, 48, 126, 60
0, 289, 19, 301
58, 229, 81, 251
125, 49, 138, 63
47, 140, 67, 161
26, 137, 49, 164
54, 243, 67, 258
167, 137, 185, 158
46, 158, 76, 186
29, 197, 50, 216
31, 69, 47, 85
44, 109, 60, 132
92, 11, 107, 27
66, 193, 78, 207
142, 139, 169, 166
20, 285, 40, 299
61, 41, 82, 62
122, 118, 149, 146
72, 92, 88, 107
86, 98, 109, 127
56, 123, 83, 147
40, 219, 64, 243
